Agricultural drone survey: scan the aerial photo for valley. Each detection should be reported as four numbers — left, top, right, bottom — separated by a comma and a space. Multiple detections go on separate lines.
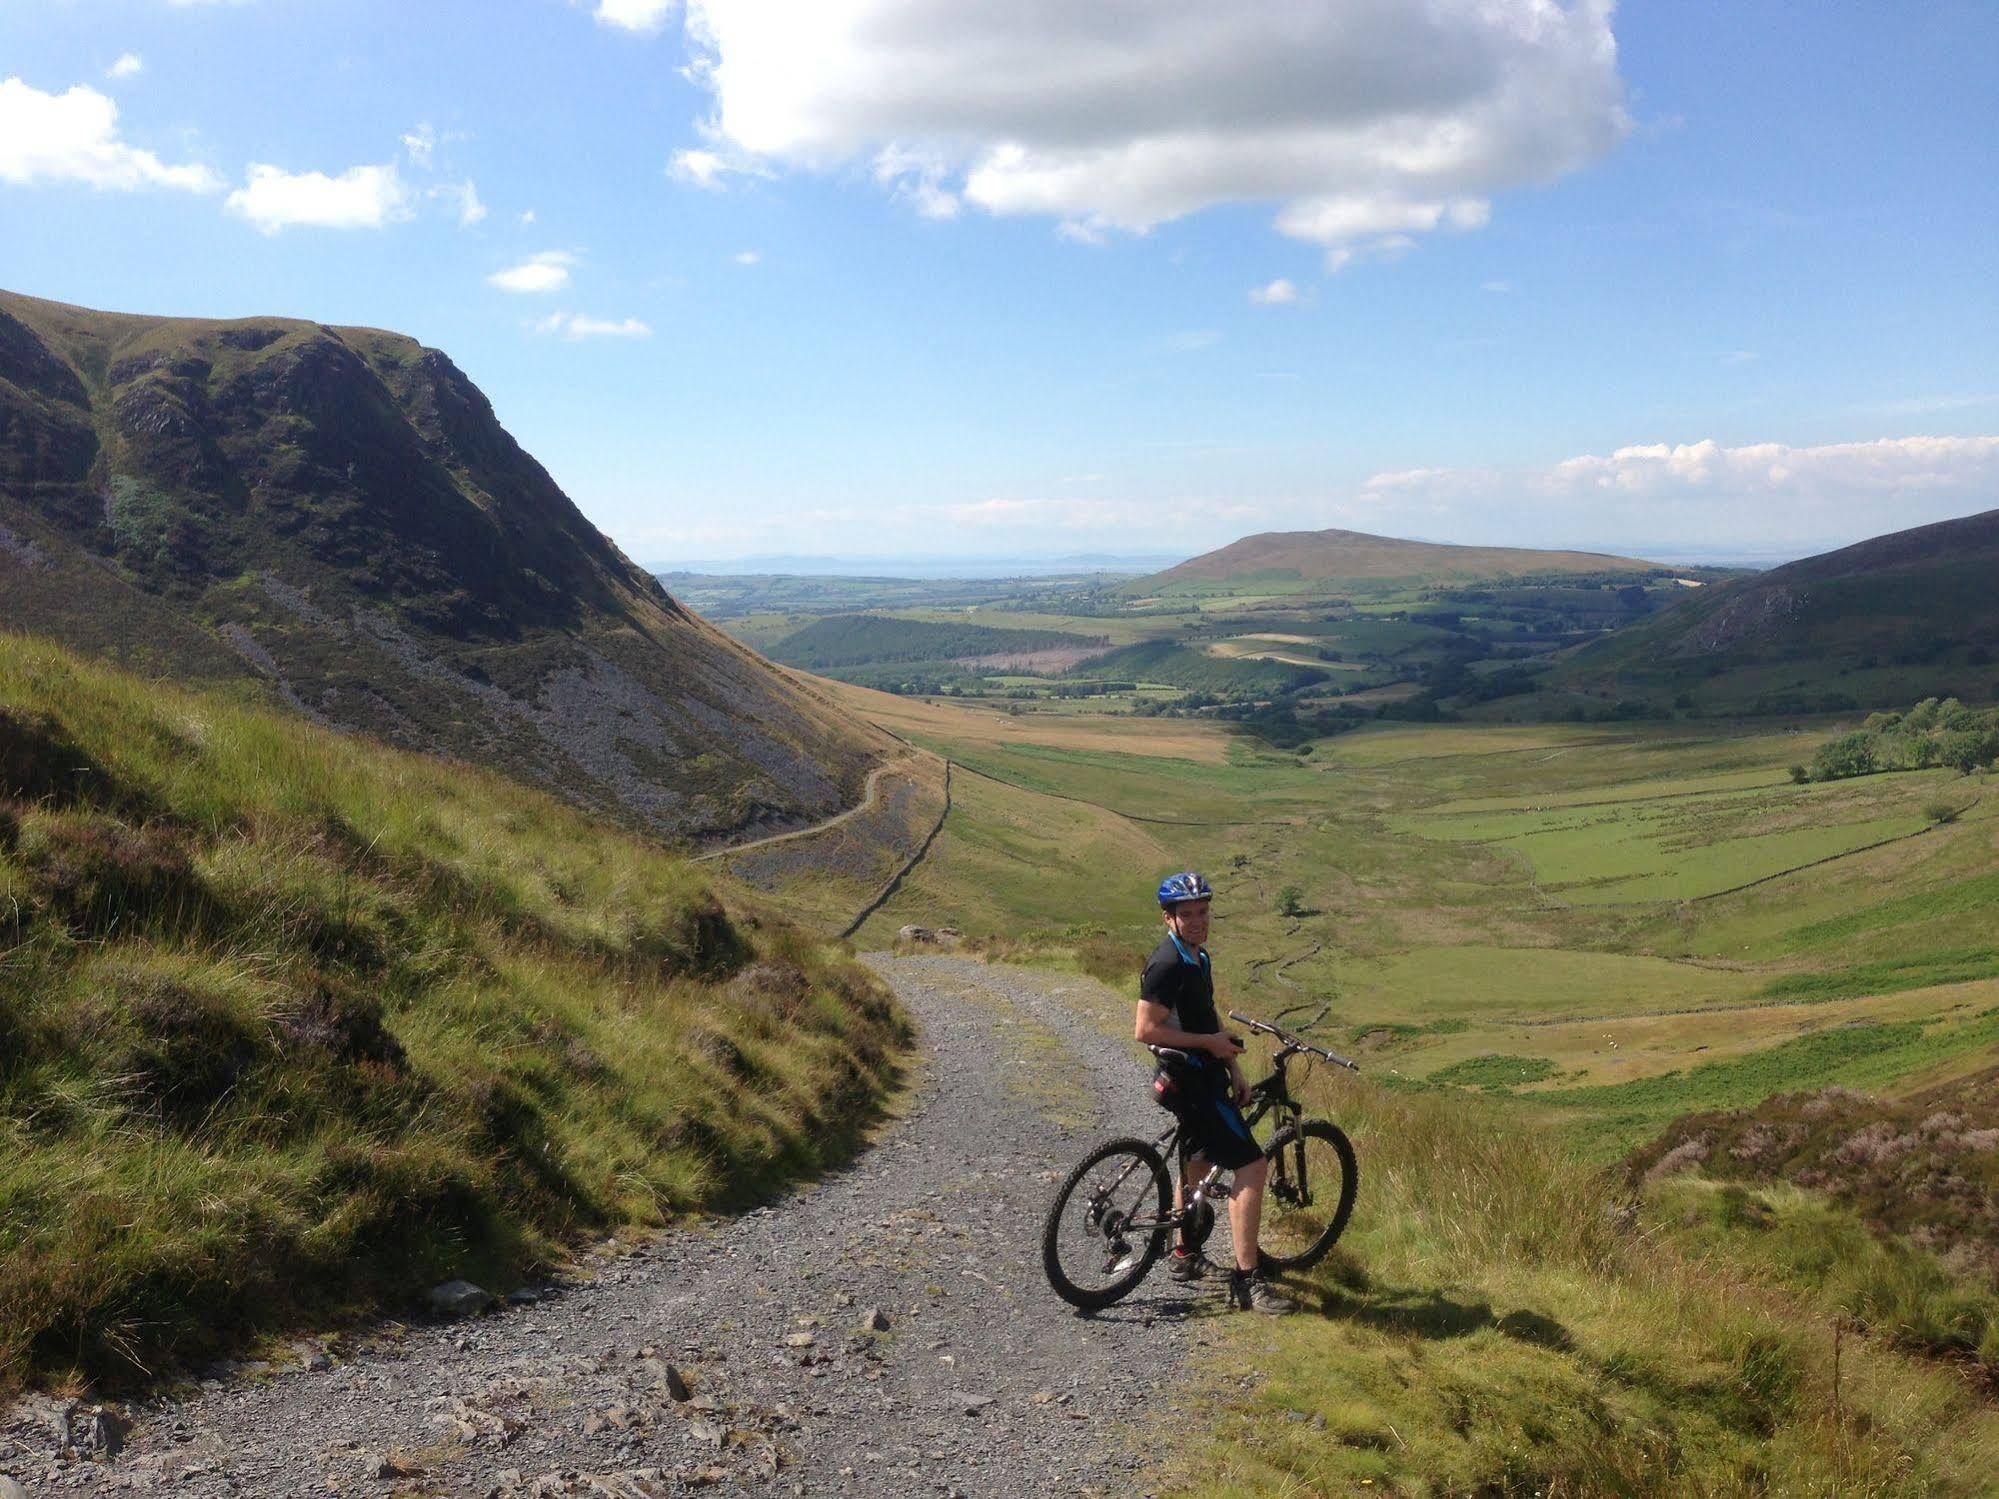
5, 296, 1997, 1496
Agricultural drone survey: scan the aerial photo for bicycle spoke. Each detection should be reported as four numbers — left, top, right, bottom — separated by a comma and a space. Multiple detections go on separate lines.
1042, 1138, 1173, 1309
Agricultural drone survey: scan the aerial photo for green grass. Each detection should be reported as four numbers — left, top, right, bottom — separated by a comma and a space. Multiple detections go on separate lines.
1758, 948, 1999, 1002
1171, 1070, 1999, 1496
1400, 772, 1952, 905
1649, 1178, 1999, 1376
1427, 1052, 1559, 1089
0, 633, 905, 1394
1550, 1010, 1999, 1157
1341, 946, 1760, 1024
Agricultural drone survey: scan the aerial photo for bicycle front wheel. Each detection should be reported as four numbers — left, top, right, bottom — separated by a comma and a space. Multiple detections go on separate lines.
1041, 1137, 1173, 1310
1258, 1117, 1357, 1271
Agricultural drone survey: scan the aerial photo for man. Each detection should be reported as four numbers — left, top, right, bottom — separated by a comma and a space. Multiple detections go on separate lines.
1136, 871, 1294, 1314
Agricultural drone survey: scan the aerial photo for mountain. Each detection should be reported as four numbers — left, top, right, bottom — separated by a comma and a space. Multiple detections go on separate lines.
1131, 527, 1664, 591
1556, 507, 1999, 712
0, 289, 886, 845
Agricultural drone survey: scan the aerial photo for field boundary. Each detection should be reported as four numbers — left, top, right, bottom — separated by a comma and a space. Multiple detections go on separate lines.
841, 761, 953, 939
1588, 795, 1984, 909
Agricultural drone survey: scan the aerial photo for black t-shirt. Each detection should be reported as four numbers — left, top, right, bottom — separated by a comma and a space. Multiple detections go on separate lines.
1140, 933, 1221, 1036
1140, 934, 1225, 1095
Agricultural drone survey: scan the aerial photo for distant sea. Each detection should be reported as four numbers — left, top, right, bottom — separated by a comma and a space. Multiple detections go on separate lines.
652, 553, 1184, 579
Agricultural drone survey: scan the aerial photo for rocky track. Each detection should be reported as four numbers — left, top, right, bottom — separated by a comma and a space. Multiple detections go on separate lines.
5, 957, 1237, 1498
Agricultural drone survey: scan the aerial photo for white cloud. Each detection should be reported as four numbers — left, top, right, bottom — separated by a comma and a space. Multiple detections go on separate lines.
1162, 329, 1223, 352
442, 178, 487, 226
225, 161, 411, 232
872, 144, 960, 220
520, 208, 537, 225
0, 77, 220, 192
677, 1, 1626, 259
488, 250, 577, 293
401, 124, 437, 165
667, 145, 770, 189
532, 311, 653, 340
732, 249, 761, 266
595, 0, 677, 33
1248, 277, 1300, 307
1055, 218, 1109, 248
106, 54, 144, 81
1346, 435, 1999, 550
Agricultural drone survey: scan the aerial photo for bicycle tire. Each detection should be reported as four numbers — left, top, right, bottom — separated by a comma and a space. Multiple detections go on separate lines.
1257, 1118, 1357, 1271
1041, 1136, 1173, 1310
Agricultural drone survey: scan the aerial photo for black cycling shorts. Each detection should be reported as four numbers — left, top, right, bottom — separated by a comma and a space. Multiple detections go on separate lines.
1176, 1088, 1263, 1172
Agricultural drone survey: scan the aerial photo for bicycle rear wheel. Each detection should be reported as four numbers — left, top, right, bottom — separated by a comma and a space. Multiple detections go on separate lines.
1257, 1117, 1357, 1271
1041, 1137, 1173, 1310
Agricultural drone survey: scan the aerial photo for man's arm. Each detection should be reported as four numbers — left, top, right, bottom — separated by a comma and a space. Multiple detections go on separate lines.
1134, 999, 1241, 1058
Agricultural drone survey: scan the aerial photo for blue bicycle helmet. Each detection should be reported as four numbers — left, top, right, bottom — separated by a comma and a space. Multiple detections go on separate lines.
1157, 870, 1214, 907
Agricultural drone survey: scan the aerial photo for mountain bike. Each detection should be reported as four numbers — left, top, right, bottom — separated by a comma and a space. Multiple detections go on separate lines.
1041, 1010, 1359, 1310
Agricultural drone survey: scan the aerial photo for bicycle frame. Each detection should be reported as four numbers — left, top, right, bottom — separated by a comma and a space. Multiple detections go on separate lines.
1088, 1048, 1310, 1238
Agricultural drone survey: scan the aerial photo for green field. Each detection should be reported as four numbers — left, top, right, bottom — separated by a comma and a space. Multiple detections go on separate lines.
798, 693, 1999, 1161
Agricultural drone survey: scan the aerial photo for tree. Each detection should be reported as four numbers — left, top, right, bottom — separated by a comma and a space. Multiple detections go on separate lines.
1276, 885, 1305, 918
1939, 729, 1998, 775
1810, 733, 1876, 782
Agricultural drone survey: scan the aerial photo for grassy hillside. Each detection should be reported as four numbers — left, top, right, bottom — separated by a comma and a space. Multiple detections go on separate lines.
1174, 1059, 1999, 1495
0, 289, 888, 846
1132, 526, 1665, 594
0, 632, 902, 1395
1555, 507, 1999, 715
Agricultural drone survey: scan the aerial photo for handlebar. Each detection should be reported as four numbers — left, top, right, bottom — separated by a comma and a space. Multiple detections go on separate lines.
1228, 1010, 1360, 1073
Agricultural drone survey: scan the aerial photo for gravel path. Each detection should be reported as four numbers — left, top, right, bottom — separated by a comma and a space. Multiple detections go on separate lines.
5, 957, 1238, 1498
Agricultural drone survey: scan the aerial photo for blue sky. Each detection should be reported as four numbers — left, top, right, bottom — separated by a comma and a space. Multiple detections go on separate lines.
2, 1, 1995, 566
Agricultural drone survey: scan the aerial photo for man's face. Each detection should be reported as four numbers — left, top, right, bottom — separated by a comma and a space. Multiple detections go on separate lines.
1164, 898, 1211, 947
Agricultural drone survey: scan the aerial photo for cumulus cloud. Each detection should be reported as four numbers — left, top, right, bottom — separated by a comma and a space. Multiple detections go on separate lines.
533, 311, 653, 340
1348, 435, 1999, 550
676, 1, 1626, 260
0, 77, 220, 191
106, 54, 144, 81
1249, 278, 1300, 306
596, 0, 677, 32
488, 250, 576, 293
225, 161, 411, 232
401, 124, 437, 165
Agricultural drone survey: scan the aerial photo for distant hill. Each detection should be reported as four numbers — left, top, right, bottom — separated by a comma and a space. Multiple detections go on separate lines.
1131, 527, 1665, 592
0, 290, 886, 844
1556, 507, 1999, 713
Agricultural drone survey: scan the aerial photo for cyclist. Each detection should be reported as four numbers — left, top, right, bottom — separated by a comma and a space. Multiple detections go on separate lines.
1136, 871, 1295, 1314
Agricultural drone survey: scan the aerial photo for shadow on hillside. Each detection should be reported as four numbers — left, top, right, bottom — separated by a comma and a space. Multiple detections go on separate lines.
1293, 1263, 1575, 1351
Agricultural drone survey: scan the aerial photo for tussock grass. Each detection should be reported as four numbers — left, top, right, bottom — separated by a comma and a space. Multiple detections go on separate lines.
0, 633, 905, 1395
1174, 1070, 1999, 1496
